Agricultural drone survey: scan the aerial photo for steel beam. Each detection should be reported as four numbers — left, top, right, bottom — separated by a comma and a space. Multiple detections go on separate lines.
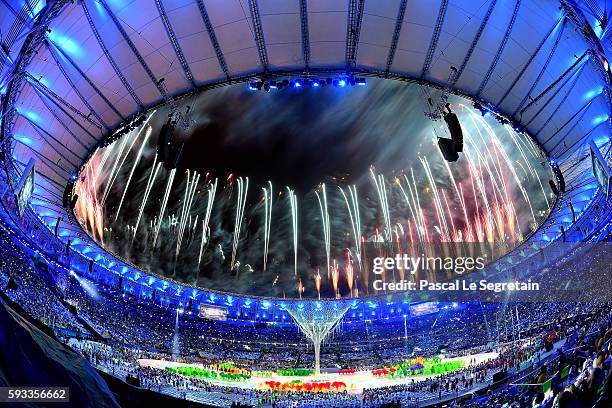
497, 17, 564, 107
299, 0, 311, 68
80, 0, 144, 108
421, 0, 448, 78
385, 0, 407, 75
476, 0, 521, 97
155, 0, 196, 88
451, 0, 496, 88
47, 38, 125, 121
248, 0, 269, 72
511, 22, 567, 117
195, 0, 230, 79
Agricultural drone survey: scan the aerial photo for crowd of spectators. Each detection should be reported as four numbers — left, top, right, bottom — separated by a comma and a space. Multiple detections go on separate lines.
0, 232, 86, 334
1, 226, 610, 407
60, 302, 610, 408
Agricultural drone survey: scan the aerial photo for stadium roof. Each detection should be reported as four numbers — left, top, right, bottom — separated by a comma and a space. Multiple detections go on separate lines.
1, 0, 611, 304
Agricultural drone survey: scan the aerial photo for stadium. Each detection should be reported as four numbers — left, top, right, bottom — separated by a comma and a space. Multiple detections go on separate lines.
0, 0, 611, 407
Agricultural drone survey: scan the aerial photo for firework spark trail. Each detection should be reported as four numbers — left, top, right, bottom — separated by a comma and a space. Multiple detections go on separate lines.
463, 147, 496, 234
286, 187, 298, 277
435, 143, 468, 219
114, 126, 153, 222
393, 224, 406, 280
176, 171, 201, 257
297, 279, 304, 300
491, 146, 516, 240
198, 178, 218, 268
515, 160, 529, 179
339, 185, 362, 271
504, 126, 550, 208
420, 156, 450, 240
345, 249, 354, 297
370, 169, 392, 242
403, 171, 428, 243
191, 214, 198, 239
176, 171, 200, 255
102, 112, 155, 205
463, 118, 524, 239
492, 143, 512, 207
421, 208, 430, 243
262, 181, 273, 271
331, 259, 340, 298
407, 220, 415, 243
470, 123, 538, 225
176, 171, 191, 241
472, 111, 546, 217
459, 183, 472, 241
315, 184, 331, 278
76, 160, 105, 242
441, 189, 458, 240
397, 177, 423, 243
466, 114, 508, 195
101, 133, 130, 204
314, 269, 322, 300
499, 121, 537, 176
94, 146, 112, 183
153, 169, 176, 247
231, 177, 249, 271
469, 165, 485, 241
463, 127, 508, 225
132, 157, 161, 240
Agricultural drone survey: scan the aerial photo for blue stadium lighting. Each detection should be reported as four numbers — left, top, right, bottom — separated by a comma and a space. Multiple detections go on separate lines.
312, 80, 320, 87
293, 80, 302, 88
21, 110, 42, 123
583, 87, 603, 100
70, 173, 78, 181
13, 134, 33, 145
338, 79, 347, 87
28, 0, 45, 17
105, 0, 125, 7
593, 24, 603, 39
355, 78, 367, 86
592, 114, 609, 125
48, 31, 82, 57
247, 83, 258, 91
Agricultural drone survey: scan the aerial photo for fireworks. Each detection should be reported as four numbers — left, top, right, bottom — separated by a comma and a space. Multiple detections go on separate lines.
73, 80, 553, 298
231, 177, 249, 272
339, 185, 362, 272
315, 184, 331, 279
152, 168, 176, 247
286, 187, 298, 278
262, 181, 273, 271
198, 178, 217, 271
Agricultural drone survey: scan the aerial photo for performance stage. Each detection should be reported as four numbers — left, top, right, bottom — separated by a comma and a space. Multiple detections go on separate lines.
138, 350, 499, 393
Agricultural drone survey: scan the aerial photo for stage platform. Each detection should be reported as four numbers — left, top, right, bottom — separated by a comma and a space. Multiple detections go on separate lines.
138, 350, 499, 393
